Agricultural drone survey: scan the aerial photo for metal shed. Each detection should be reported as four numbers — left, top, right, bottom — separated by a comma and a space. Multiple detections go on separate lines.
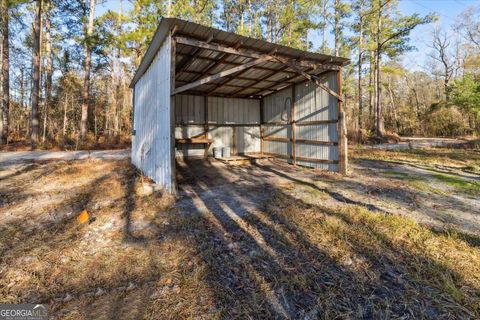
130, 17, 349, 194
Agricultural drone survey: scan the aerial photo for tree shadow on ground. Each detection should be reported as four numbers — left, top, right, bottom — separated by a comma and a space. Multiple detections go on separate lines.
167, 159, 477, 318
3, 159, 477, 319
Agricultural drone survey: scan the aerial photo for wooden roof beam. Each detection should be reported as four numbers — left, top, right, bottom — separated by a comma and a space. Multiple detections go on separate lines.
172, 55, 274, 95
174, 35, 342, 71
175, 34, 214, 76
229, 65, 291, 97
274, 56, 343, 101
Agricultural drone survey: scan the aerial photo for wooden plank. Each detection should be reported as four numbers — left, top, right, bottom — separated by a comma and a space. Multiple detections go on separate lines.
204, 95, 209, 158
295, 156, 339, 164
232, 126, 237, 156
261, 122, 289, 126
295, 119, 338, 126
174, 36, 341, 70
175, 36, 266, 60
263, 136, 337, 145
175, 138, 213, 144
170, 36, 178, 195
175, 123, 260, 127
175, 35, 213, 76
337, 68, 348, 175
291, 85, 296, 165
260, 98, 264, 154
274, 56, 343, 102
229, 65, 291, 97
172, 55, 273, 95
177, 54, 299, 76
295, 139, 338, 146
263, 136, 289, 143
263, 152, 339, 164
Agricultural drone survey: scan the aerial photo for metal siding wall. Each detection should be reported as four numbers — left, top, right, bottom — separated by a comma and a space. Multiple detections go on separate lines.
236, 127, 261, 153
174, 96, 261, 156
208, 97, 260, 124
295, 72, 339, 170
262, 88, 292, 160
263, 87, 291, 122
175, 95, 205, 124
132, 36, 173, 191
295, 75, 338, 122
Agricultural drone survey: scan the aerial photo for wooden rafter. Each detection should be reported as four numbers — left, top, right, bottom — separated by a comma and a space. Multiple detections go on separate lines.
172, 55, 273, 95
176, 80, 262, 90
174, 35, 341, 70
207, 63, 257, 95
176, 53, 299, 76
247, 67, 313, 97
188, 42, 243, 82
175, 34, 214, 76
176, 36, 267, 60
274, 56, 343, 101
229, 65, 290, 97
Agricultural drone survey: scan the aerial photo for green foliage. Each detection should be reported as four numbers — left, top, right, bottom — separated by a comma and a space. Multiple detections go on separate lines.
124, 0, 166, 66
451, 74, 480, 119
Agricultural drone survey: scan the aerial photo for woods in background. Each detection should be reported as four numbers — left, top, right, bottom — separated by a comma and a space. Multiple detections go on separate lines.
0, 0, 479, 149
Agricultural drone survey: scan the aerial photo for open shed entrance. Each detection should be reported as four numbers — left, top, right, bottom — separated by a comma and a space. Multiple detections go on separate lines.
130, 18, 349, 194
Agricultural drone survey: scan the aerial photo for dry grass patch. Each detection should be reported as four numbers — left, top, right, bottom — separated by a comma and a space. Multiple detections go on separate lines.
270, 190, 480, 316
1, 157, 479, 318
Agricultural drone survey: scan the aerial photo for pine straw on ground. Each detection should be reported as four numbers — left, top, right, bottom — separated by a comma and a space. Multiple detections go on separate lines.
0, 159, 479, 319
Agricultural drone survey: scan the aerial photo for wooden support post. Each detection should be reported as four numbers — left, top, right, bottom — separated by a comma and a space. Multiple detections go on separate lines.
170, 35, 177, 194
260, 98, 264, 154
203, 96, 209, 158
337, 68, 348, 175
291, 85, 296, 165
232, 127, 237, 156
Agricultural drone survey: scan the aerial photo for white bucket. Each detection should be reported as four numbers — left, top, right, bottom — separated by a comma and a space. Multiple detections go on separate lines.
213, 147, 222, 158
222, 147, 231, 158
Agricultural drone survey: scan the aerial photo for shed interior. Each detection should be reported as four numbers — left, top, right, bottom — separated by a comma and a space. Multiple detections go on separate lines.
130, 18, 349, 193
169, 20, 348, 171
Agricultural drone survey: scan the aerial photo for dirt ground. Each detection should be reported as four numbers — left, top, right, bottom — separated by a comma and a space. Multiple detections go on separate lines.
0, 149, 479, 319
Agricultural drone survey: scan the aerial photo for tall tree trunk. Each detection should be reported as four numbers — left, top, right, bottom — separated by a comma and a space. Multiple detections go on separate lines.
42, 0, 52, 143
333, 0, 340, 56
369, 50, 375, 130
357, 2, 363, 130
375, 9, 385, 137
31, 0, 43, 147
1, 0, 9, 144
387, 78, 398, 131
63, 93, 68, 137
321, 0, 328, 53
80, 0, 95, 140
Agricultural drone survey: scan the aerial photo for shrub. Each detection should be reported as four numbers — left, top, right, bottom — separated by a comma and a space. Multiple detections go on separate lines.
424, 107, 467, 137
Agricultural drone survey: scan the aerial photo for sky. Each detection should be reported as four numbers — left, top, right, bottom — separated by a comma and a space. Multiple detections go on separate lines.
96, 0, 479, 71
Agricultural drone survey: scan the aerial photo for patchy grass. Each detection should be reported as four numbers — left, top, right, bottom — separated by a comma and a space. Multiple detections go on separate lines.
1, 158, 479, 318
352, 147, 480, 173
432, 173, 480, 196
382, 170, 447, 195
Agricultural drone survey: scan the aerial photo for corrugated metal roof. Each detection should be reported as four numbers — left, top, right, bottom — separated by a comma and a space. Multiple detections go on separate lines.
130, 17, 350, 98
